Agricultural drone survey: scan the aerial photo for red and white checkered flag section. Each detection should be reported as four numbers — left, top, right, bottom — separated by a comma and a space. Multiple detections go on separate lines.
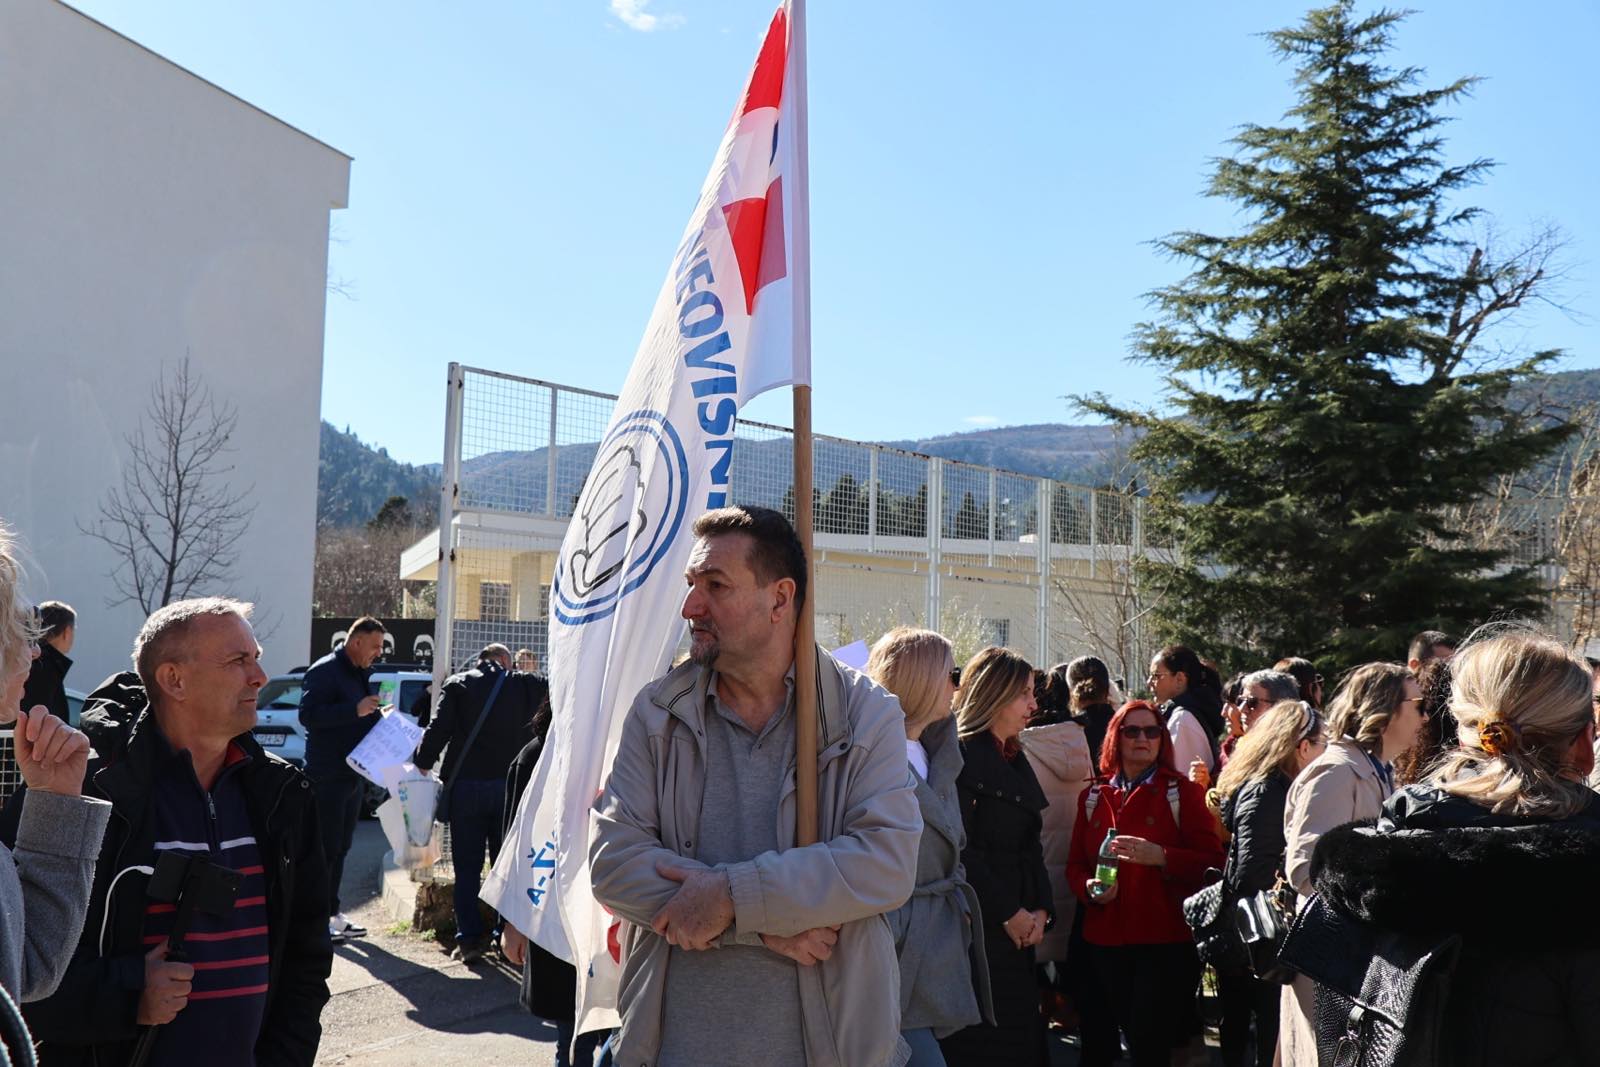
481, 1, 808, 1038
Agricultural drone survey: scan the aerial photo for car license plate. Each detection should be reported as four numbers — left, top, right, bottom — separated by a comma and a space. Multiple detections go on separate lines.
256, 730, 288, 748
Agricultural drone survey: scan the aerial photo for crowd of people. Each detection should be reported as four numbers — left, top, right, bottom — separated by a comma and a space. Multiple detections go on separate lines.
10, 500, 1600, 1067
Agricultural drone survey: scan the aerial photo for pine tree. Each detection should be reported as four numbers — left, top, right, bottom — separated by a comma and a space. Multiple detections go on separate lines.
950, 491, 990, 541
1082, 2, 1571, 672
818, 473, 869, 535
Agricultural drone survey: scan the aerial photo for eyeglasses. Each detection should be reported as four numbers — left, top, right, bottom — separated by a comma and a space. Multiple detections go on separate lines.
1119, 725, 1164, 740
1242, 695, 1272, 711
1147, 670, 1174, 683
949, 667, 962, 687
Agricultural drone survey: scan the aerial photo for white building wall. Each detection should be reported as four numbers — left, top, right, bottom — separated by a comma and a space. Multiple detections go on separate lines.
0, 0, 350, 682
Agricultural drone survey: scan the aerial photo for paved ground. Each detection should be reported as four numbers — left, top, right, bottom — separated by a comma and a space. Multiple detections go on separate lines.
316, 821, 1222, 1065
316, 821, 560, 1066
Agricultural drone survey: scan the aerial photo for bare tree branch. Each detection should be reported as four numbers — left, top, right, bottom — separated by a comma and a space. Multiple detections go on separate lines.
77, 358, 257, 612
1436, 224, 1572, 377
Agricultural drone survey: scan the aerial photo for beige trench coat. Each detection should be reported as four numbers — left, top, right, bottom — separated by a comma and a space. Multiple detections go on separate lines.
1278, 737, 1393, 1066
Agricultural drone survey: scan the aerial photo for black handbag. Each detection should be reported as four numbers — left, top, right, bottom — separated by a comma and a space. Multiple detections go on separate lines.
1182, 870, 1247, 970
435, 670, 507, 824
1234, 875, 1298, 983
1276, 892, 1460, 1067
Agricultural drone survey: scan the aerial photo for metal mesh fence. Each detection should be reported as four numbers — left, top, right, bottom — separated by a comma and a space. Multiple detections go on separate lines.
421, 360, 1173, 842
436, 365, 1153, 687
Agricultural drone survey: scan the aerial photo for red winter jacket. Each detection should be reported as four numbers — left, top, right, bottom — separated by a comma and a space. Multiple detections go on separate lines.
1066, 767, 1224, 947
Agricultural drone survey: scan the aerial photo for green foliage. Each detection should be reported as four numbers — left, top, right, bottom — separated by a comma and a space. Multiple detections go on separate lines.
318, 422, 439, 528
950, 491, 990, 540
1080, 2, 1573, 674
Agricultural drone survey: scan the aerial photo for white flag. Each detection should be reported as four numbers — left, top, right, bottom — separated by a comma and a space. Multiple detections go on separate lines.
481, 0, 807, 1036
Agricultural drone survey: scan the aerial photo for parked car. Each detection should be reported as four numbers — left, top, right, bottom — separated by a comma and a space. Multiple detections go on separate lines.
254, 664, 433, 816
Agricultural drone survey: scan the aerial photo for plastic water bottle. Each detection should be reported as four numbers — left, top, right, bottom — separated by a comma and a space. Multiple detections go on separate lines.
1094, 829, 1119, 893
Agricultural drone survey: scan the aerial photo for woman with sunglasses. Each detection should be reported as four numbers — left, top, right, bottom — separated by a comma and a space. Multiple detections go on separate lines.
1211, 701, 1326, 1067
940, 647, 1054, 1067
1066, 701, 1225, 1067
868, 629, 993, 1067
1279, 662, 1424, 1066
1202, 669, 1302, 789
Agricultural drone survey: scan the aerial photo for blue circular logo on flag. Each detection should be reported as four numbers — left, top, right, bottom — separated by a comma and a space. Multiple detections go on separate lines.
553, 410, 690, 627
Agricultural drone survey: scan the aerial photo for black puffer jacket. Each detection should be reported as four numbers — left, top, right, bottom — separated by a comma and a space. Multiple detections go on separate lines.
1220, 770, 1290, 897
1310, 785, 1600, 1067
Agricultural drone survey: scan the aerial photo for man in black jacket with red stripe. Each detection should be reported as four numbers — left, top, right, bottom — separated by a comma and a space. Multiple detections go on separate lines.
24, 597, 331, 1067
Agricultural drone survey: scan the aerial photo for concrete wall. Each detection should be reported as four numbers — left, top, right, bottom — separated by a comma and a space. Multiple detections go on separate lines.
0, 0, 349, 683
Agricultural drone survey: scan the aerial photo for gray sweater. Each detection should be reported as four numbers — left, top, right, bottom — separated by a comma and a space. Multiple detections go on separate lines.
0, 789, 113, 1002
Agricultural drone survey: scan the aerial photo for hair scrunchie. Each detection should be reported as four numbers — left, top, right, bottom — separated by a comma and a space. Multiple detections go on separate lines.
1478, 719, 1521, 757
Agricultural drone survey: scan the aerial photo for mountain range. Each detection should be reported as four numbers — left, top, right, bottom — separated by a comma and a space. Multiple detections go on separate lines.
317, 367, 1600, 527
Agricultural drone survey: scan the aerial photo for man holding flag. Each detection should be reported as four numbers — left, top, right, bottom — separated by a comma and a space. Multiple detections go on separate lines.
482, 1, 921, 1063
589, 506, 919, 1066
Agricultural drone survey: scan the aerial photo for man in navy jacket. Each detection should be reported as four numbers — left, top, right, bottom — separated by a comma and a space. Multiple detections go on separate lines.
298, 616, 384, 942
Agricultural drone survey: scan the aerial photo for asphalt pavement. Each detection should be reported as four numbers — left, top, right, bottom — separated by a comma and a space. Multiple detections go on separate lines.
315, 820, 560, 1066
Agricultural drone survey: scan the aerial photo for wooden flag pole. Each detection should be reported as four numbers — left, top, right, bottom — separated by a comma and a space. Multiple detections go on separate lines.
789, 0, 818, 847
793, 387, 818, 846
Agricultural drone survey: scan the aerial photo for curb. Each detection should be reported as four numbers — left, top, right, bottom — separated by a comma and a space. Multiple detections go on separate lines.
378, 849, 454, 927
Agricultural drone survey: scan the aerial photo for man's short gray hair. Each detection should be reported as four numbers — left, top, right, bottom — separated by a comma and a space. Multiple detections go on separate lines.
1242, 669, 1302, 704
133, 597, 254, 701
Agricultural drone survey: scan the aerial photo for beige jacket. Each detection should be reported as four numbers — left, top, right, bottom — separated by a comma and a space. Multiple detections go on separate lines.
1017, 720, 1093, 963
589, 648, 922, 1067
1282, 737, 1391, 898
1279, 737, 1393, 1067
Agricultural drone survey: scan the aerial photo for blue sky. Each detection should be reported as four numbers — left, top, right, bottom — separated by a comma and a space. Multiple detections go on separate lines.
73, 0, 1600, 466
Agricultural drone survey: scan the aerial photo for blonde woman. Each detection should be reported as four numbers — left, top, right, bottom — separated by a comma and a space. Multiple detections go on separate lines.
1279, 663, 1424, 1066
868, 628, 993, 1067
1211, 701, 1325, 1067
1302, 630, 1600, 1066
939, 647, 1053, 1067
0, 522, 109, 1005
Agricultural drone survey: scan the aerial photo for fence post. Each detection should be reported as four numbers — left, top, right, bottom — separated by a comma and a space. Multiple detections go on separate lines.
867, 447, 879, 553
546, 387, 559, 516
433, 363, 465, 695
1037, 479, 1050, 667
927, 458, 943, 631
987, 468, 997, 567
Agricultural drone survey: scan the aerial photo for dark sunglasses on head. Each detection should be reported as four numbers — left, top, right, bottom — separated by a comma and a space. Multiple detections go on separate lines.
1119, 724, 1164, 740
949, 666, 962, 687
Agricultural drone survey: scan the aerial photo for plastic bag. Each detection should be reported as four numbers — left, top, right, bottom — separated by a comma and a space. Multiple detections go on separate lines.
377, 795, 443, 869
